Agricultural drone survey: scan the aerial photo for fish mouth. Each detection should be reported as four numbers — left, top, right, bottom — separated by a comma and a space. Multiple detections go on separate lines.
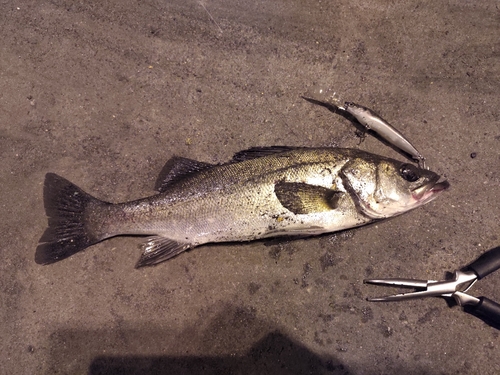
412, 179, 450, 204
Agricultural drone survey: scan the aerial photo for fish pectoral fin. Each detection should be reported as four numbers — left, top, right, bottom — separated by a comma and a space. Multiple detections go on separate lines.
274, 182, 343, 215
155, 157, 214, 192
231, 146, 300, 162
136, 236, 191, 267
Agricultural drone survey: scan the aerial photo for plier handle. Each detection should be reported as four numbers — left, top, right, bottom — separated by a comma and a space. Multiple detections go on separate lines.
364, 246, 500, 328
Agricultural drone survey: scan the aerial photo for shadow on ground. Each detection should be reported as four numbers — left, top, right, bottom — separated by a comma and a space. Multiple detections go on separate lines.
88, 331, 347, 375
45, 303, 349, 375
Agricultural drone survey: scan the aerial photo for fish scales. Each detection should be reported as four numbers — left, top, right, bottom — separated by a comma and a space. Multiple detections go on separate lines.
98, 149, 349, 239
36, 147, 449, 267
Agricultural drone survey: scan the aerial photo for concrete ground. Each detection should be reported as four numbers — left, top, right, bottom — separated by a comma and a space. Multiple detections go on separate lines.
1, 1, 499, 374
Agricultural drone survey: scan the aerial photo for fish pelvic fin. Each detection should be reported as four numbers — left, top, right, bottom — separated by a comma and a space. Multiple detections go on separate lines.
136, 237, 191, 267
36, 173, 106, 265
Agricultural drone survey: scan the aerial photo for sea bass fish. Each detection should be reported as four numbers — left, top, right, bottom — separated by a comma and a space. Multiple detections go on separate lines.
36, 147, 449, 267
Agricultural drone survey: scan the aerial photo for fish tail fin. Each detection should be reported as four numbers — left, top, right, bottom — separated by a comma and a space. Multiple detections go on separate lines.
36, 173, 107, 264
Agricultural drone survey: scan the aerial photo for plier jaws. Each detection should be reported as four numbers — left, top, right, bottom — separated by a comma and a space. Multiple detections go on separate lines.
364, 246, 500, 328
364, 270, 477, 305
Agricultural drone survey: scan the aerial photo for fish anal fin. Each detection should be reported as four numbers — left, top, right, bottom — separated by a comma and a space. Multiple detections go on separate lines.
136, 236, 191, 267
275, 182, 342, 215
231, 146, 300, 162
155, 157, 214, 192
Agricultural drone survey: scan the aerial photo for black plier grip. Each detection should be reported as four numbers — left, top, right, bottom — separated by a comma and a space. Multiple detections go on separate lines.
461, 246, 500, 325
465, 246, 500, 279
463, 297, 500, 326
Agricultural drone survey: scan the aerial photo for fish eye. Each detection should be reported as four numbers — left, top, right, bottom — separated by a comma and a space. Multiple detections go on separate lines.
399, 164, 420, 182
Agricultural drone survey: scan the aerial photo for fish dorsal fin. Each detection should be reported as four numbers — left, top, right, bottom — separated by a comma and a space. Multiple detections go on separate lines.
274, 182, 343, 215
231, 146, 300, 162
136, 236, 191, 267
155, 156, 214, 192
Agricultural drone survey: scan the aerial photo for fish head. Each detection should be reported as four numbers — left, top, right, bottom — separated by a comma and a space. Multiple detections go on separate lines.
341, 157, 449, 219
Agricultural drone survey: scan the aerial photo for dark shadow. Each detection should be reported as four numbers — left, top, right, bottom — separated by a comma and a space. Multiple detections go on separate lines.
44, 304, 349, 375
43, 303, 444, 375
88, 331, 349, 375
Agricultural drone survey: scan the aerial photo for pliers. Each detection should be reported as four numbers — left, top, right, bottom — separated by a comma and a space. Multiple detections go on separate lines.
364, 246, 500, 328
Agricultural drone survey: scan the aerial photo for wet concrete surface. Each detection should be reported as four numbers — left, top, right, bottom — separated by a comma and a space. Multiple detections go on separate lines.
1, 0, 499, 374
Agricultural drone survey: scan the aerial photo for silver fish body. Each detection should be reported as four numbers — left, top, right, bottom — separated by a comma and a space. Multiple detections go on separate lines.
36, 147, 448, 267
